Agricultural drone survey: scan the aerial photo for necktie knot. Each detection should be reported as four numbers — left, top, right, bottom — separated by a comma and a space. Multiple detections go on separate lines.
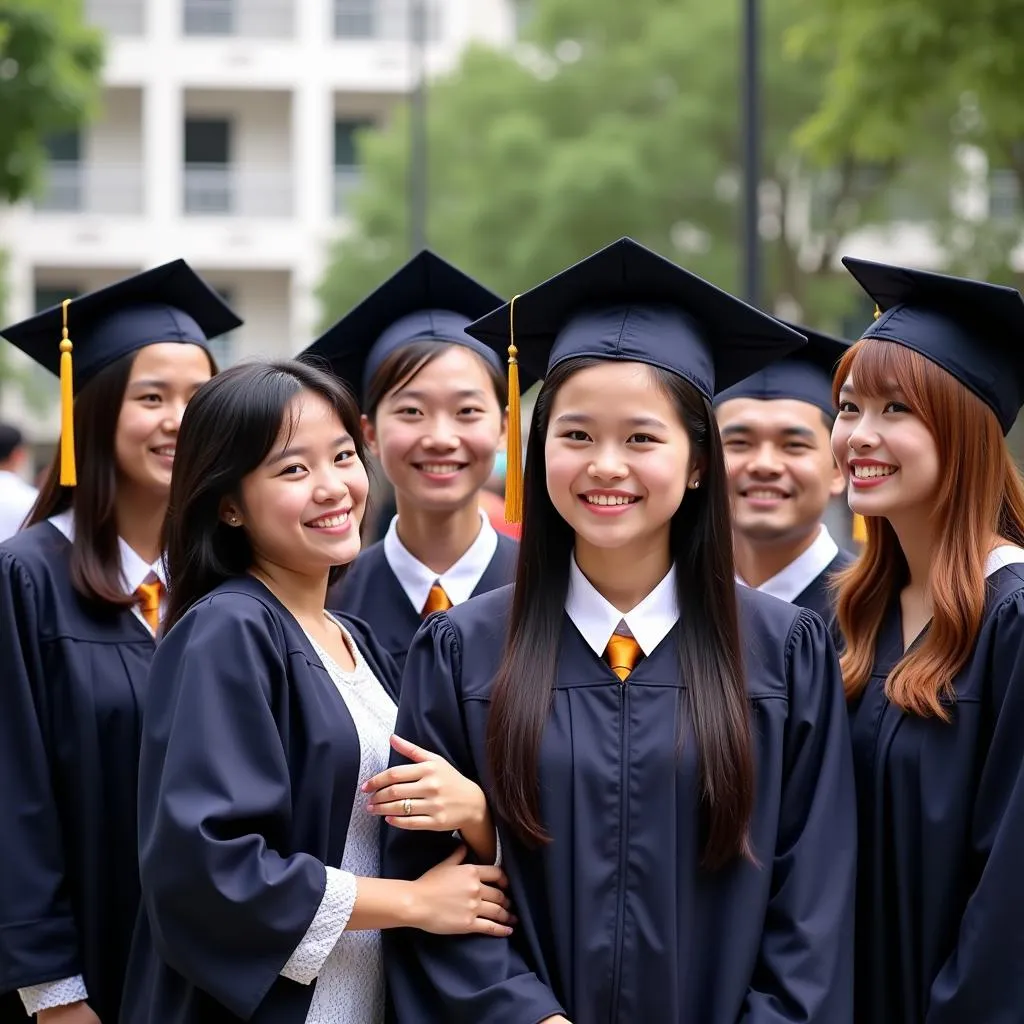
135, 579, 163, 635
421, 582, 453, 618
604, 632, 643, 682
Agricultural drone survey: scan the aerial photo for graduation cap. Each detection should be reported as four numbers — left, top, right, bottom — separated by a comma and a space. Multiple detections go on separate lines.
843, 256, 1024, 434
0, 260, 242, 486
713, 322, 850, 417
300, 250, 521, 405
465, 237, 807, 521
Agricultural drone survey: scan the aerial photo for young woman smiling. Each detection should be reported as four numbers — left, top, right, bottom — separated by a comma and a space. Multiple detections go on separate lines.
832, 257, 1024, 1023
120, 360, 511, 1024
303, 251, 531, 672
382, 239, 857, 1024
0, 263, 237, 1024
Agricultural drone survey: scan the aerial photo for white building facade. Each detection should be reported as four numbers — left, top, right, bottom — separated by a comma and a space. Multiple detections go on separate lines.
0, 0, 515, 438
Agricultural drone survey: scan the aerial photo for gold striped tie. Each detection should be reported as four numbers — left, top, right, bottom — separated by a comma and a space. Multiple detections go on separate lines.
604, 632, 643, 681
421, 582, 453, 618
136, 580, 163, 634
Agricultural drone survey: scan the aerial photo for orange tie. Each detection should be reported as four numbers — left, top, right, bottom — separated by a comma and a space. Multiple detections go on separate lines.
136, 580, 163, 635
421, 582, 453, 618
604, 632, 643, 681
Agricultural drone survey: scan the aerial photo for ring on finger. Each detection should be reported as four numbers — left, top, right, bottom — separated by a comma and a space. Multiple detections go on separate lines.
402, 797, 413, 816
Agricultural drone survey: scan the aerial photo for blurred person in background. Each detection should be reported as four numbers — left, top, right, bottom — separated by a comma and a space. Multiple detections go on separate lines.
0, 423, 38, 543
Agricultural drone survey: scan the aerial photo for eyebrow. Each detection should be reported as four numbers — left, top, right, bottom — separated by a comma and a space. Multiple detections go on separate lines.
720, 423, 818, 441
554, 412, 669, 429
268, 434, 353, 464
390, 387, 488, 401
127, 378, 168, 389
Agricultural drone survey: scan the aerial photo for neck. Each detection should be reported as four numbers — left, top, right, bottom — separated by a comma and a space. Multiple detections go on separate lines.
574, 533, 672, 613
733, 523, 823, 588
114, 487, 168, 565
394, 498, 482, 574
250, 561, 332, 625
888, 509, 936, 595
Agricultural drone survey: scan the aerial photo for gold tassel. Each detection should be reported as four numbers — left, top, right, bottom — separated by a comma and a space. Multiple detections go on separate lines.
504, 294, 523, 524
852, 513, 867, 544
59, 298, 76, 487
873, 304, 882, 321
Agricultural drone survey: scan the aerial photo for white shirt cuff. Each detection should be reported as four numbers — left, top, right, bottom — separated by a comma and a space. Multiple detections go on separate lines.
19, 974, 88, 1014
280, 866, 356, 985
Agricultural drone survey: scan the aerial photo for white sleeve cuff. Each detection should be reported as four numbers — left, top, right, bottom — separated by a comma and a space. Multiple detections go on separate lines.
280, 866, 356, 985
19, 974, 88, 1014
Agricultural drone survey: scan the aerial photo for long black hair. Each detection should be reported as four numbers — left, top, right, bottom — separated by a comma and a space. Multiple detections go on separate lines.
486, 357, 754, 869
163, 359, 366, 632
27, 346, 217, 609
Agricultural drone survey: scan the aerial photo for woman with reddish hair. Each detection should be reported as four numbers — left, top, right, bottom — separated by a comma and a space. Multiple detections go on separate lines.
832, 257, 1024, 1023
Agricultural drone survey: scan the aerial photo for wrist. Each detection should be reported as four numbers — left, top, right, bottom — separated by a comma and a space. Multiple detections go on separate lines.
397, 879, 423, 928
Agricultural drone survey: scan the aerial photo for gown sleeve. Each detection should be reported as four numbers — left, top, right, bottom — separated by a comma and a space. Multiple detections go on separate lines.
137, 595, 337, 1020
925, 593, 1024, 1021
382, 614, 567, 1024
0, 551, 84, 996
741, 609, 857, 1024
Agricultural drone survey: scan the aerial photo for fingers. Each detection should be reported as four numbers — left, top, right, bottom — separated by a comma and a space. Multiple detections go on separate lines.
475, 898, 515, 925
475, 865, 509, 887
390, 733, 438, 763
367, 779, 436, 807
478, 883, 511, 908
381, 814, 438, 831
439, 845, 468, 866
468, 917, 514, 937
361, 762, 426, 794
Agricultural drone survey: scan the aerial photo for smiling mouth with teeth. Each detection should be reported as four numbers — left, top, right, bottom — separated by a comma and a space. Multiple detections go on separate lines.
307, 511, 351, 528
583, 494, 640, 506
743, 488, 787, 500
152, 446, 176, 457
416, 463, 466, 474
851, 465, 898, 479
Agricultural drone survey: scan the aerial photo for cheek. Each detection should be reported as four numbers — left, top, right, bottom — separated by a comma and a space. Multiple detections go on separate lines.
375, 421, 420, 465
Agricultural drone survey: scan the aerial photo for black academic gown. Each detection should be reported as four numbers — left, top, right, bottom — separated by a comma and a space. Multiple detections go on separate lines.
0, 523, 154, 1023
119, 574, 399, 1024
328, 533, 518, 672
383, 584, 857, 1024
792, 548, 855, 648
850, 563, 1024, 1023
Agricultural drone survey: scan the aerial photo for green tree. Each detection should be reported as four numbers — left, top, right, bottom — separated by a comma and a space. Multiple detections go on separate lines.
318, 0, 955, 334
0, 0, 104, 202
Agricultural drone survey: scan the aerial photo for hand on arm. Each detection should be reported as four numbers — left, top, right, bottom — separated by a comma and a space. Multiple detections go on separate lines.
364, 735, 498, 863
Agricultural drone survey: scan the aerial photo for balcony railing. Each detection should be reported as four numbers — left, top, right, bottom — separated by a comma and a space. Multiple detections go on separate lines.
333, 165, 362, 215
34, 162, 143, 215
183, 164, 292, 216
85, 0, 145, 36
183, 0, 294, 38
333, 0, 442, 41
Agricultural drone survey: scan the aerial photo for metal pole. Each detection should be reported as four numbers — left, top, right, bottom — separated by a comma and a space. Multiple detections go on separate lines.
409, 0, 428, 254
741, 0, 760, 305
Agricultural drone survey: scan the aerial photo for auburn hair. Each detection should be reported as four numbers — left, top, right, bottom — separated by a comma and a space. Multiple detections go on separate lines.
833, 338, 1024, 718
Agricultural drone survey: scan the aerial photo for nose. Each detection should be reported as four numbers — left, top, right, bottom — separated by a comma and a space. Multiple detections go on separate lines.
587, 444, 628, 482
748, 442, 783, 477
422, 415, 460, 451
845, 415, 879, 452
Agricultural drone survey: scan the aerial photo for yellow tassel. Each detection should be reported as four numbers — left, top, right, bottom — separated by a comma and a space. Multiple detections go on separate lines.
873, 304, 882, 321
59, 298, 76, 487
504, 294, 523, 524
852, 513, 867, 544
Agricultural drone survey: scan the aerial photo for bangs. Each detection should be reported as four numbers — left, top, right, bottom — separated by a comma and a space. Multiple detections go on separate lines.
831, 338, 940, 406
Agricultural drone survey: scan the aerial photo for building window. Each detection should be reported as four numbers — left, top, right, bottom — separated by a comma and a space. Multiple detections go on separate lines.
206, 287, 238, 367
39, 131, 83, 211
184, 117, 233, 214
34, 285, 81, 314
183, 0, 234, 35
334, 118, 372, 215
333, 0, 375, 39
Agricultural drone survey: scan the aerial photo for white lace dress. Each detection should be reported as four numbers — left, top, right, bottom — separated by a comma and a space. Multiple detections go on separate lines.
285, 620, 397, 1024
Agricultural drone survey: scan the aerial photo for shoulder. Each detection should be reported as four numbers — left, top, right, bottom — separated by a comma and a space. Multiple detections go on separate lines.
163, 578, 291, 653
0, 522, 69, 581
446, 584, 513, 640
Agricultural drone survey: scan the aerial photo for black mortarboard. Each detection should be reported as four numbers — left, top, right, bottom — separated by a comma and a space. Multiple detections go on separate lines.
300, 250, 522, 405
465, 237, 807, 520
0, 260, 241, 486
842, 256, 1024, 433
1, 260, 241, 390
714, 322, 850, 417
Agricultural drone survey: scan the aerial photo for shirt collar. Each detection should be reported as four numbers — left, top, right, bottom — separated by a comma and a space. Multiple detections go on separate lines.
383, 508, 499, 612
49, 509, 168, 593
736, 524, 838, 604
565, 554, 679, 657
985, 544, 1024, 578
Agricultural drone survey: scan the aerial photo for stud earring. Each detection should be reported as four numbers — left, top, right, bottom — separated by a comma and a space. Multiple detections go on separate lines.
228, 515, 241, 526
691, 479, 700, 490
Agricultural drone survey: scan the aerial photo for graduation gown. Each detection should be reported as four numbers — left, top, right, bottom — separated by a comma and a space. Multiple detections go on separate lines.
792, 549, 855, 647
328, 533, 518, 671
382, 585, 857, 1023
0, 523, 155, 1023
119, 574, 399, 1024
850, 564, 1024, 1023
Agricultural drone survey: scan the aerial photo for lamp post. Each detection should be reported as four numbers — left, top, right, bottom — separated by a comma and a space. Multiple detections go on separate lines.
740, 0, 760, 306
409, 0, 428, 254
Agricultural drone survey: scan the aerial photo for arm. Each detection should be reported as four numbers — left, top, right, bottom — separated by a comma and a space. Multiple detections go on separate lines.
924, 596, 1024, 1022
741, 611, 856, 1024
382, 615, 566, 1024
0, 553, 88, 1013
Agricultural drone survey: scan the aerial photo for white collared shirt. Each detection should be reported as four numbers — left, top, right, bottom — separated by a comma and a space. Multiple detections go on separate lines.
0, 469, 38, 542
736, 524, 839, 604
383, 509, 499, 613
48, 509, 167, 635
985, 545, 1024, 577
565, 555, 679, 658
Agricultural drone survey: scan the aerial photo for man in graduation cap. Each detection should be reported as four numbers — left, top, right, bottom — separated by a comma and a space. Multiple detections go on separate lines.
714, 327, 854, 633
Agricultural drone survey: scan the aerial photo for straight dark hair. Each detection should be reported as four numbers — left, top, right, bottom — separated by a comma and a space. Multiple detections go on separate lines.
163, 359, 366, 633
486, 357, 754, 869
26, 346, 216, 609
363, 340, 508, 419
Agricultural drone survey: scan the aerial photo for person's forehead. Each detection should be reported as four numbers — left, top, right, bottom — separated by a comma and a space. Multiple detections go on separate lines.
716, 396, 827, 433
